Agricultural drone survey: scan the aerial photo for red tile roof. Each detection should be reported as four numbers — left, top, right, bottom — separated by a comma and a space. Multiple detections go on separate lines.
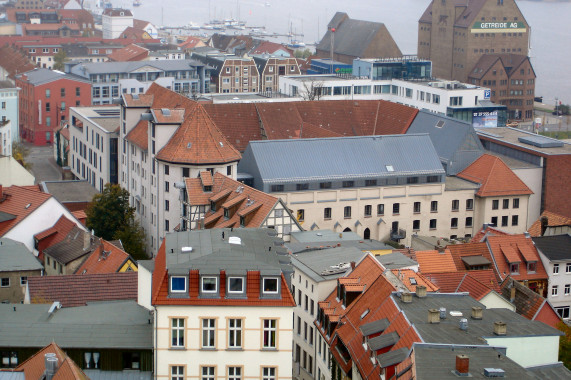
415, 249, 457, 273
178, 36, 206, 49
0, 186, 52, 237
486, 234, 548, 282
471, 225, 511, 243
123, 93, 154, 107
390, 269, 439, 292
108, 43, 149, 61
528, 210, 571, 237
0, 45, 36, 81
70, 210, 86, 225
457, 154, 533, 197
27, 272, 138, 307
75, 239, 136, 275
424, 271, 495, 300
125, 119, 148, 150
119, 26, 150, 40
251, 41, 291, 56
151, 108, 185, 124
15, 342, 87, 380
202, 103, 263, 152
155, 104, 241, 165
22, 23, 80, 32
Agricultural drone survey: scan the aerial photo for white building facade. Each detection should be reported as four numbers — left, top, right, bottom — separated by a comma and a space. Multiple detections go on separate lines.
102, 8, 133, 39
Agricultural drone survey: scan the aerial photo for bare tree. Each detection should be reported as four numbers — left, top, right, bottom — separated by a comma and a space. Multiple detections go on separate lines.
301, 80, 325, 101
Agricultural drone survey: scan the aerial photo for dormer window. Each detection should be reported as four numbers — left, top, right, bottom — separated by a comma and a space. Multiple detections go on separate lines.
510, 263, 519, 274
262, 277, 279, 294
240, 216, 245, 227
201, 276, 218, 293
228, 277, 245, 294
170, 276, 187, 293
528, 262, 537, 273
204, 185, 212, 192
224, 208, 230, 219
210, 201, 216, 211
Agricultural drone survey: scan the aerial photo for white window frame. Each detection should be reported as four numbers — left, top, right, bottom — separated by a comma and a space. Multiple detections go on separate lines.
171, 366, 184, 380
201, 366, 215, 380
171, 318, 185, 348
201, 318, 216, 348
227, 277, 244, 294
566, 263, 571, 273
262, 367, 276, 380
262, 277, 279, 294
554, 264, 560, 274
228, 367, 242, 380
565, 284, 570, 296
262, 319, 277, 349
0, 278, 9, 287
552, 285, 559, 296
170, 276, 187, 293
201, 276, 218, 293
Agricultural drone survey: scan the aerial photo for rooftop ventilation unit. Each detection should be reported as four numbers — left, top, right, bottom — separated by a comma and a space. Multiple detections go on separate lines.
181, 246, 193, 253
161, 108, 171, 116
484, 368, 505, 378
228, 236, 241, 245
518, 135, 564, 148
435, 120, 445, 128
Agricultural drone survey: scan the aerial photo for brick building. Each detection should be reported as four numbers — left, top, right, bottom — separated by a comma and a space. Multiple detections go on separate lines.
418, 0, 529, 82
468, 54, 535, 121
15, 68, 91, 145
191, 51, 260, 93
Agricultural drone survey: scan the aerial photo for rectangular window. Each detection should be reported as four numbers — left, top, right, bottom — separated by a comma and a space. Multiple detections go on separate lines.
170, 276, 186, 293
512, 215, 518, 226
491, 216, 498, 226
556, 307, 570, 319
171, 318, 185, 348
228, 367, 242, 380
228, 277, 244, 293
20, 277, 27, 286
310, 300, 315, 316
528, 262, 537, 273
503, 199, 509, 209
165, 219, 169, 231
344, 206, 351, 218
296, 183, 309, 191
342, 181, 354, 188
263, 278, 279, 294
429, 219, 437, 229
202, 277, 218, 293
413, 202, 421, 213
510, 263, 519, 274
407, 176, 418, 184
552, 285, 559, 296
262, 319, 277, 349
393, 203, 400, 214
452, 200, 459, 211
228, 318, 242, 348
364, 205, 372, 217
451, 218, 458, 228
60, 88, 65, 97
413, 220, 420, 231
319, 182, 331, 189
0, 278, 9, 287
565, 285, 570, 295
262, 367, 276, 380
46, 102, 50, 112
554, 264, 559, 274
466, 199, 474, 210
324, 207, 332, 220
466, 217, 473, 227
513, 198, 520, 209
365, 179, 377, 186
270, 185, 284, 192
165, 200, 170, 211
566, 263, 571, 273
165, 181, 169, 192
501, 216, 508, 227
377, 204, 384, 215
165, 165, 169, 175
76, 87, 81, 96
171, 366, 184, 380
201, 318, 216, 348
430, 201, 438, 212
201, 366, 215, 380
492, 200, 499, 210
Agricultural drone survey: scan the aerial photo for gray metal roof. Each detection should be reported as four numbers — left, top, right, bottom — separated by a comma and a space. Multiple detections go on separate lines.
368, 331, 399, 351
40, 180, 99, 203
360, 318, 389, 336
0, 301, 152, 349
375, 252, 417, 270
0, 238, 43, 272
290, 229, 363, 243
412, 344, 537, 379
72, 59, 204, 75
0, 373, 25, 380
377, 347, 409, 367
286, 240, 392, 255
532, 234, 571, 261
476, 127, 571, 155
164, 228, 288, 275
461, 255, 491, 267
239, 134, 445, 184
83, 370, 152, 380
526, 362, 571, 378
407, 110, 484, 175
394, 293, 562, 345
17, 68, 89, 86
290, 246, 366, 283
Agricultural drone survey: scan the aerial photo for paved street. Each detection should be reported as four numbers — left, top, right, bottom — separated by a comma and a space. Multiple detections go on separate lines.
24, 142, 63, 184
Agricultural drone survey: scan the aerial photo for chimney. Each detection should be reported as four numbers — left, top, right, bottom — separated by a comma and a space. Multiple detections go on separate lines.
540, 216, 548, 236
439, 307, 447, 319
428, 308, 440, 324
494, 321, 507, 336
401, 292, 412, 303
44, 353, 58, 380
0, 185, 3, 198
83, 231, 91, 251
459, 318, 468, 331
350, 261, 356, 270
416, 285, 427, 298
471, 306, 483, 320
455, 354, 469, 375
510, 286, 516, 303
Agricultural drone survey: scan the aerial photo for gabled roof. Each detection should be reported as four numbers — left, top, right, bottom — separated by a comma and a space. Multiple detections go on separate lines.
34, 214, 76, 242
107, 43, 149, 61
125, 119, 148, 150
42, 227, 95, 265
14, 342, 87, 380
390, 269, 439, 292
469, 54, 532, 81
202, 103, 262, 152
485, 234, 548, 281
75, 239, 136, 275
317, 12, 402, 58
424, 271, 495, 300
103, 8, 133, 16
0, 45, 36, 80
250, 40, 291, 56
120, 26, 150, 40
133, 19, 152, 30
0, 186, 52, 237
532, 234, 571, 262
415, 249, 457, 273
155, 103, 241, 165
27, 272, 138, 307
457, 154, 533, 197
528, 210, 571, 237
16, 68, 89, 86
0, 238, 43, 272
178, 36, 205, 49
471, 225, 511, 243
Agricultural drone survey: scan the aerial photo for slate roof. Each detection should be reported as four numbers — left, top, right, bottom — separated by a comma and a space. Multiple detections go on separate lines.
415, 249, 457, 273
419, 0, 497, 28
0, 238, 43, 272
375, 252, 418, 270
499, 277, 545, 322
14, 342, 87, 380
528, 210, 571, 237
74, 59, 204, 75
469, 54, 531, 80
290, 246, 367, 283
0, 301, 152, 349
42, 227, 96, 265
411, 344, 537, 380
485, 235, 548, 282
239, 134, 444, 184
527, 363, 571, 378
457, 154, 533, 197
0, 186, 52, 237
39, 180, 99, 204
532, 235, 571, 261
16, 68, 89, 86
317, 12, 402, 58
125, 119, 148, 150
154, 104, 241, 165
152, 228, 296, 308
27, 272, 137, 307
75, 239, 136, 275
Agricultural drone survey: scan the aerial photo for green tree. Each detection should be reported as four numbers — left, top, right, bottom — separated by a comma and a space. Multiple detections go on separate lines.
12, 141, 32, 170
53, 49, 67, 71
114, 219, 148, 261
559, 321, 571, 369
86, 184, 135, 241
294, 48, 312, 59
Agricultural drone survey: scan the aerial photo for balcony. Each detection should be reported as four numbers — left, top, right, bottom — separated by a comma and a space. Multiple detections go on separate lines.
390, 228, 406, 241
